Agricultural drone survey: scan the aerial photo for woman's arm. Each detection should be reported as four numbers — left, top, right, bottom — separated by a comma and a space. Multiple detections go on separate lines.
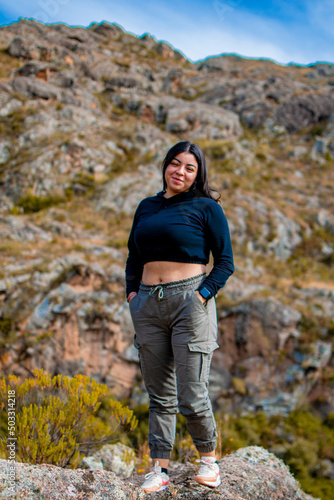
196, 202, 234, 300
125, 203, 144, 298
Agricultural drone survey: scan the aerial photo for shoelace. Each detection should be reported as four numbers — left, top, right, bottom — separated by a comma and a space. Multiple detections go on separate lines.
145, 463, 163, 480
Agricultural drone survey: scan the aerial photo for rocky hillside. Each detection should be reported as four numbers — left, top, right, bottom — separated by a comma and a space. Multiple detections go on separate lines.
0, 18, 333, 422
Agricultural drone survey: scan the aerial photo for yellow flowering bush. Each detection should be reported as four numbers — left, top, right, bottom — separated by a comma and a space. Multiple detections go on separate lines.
0, 369, 137, 468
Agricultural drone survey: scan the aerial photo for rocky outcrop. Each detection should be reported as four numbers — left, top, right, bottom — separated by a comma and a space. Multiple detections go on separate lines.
0, 255, 139, 398
0, 447, 318, 499
212, 298, 332, 415
275, 94, 334, 133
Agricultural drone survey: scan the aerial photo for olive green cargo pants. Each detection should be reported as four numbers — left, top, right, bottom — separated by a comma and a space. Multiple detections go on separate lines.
129, 273, 219, 459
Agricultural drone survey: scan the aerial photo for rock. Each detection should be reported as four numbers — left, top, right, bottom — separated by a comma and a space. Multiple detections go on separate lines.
323, 114, 334, 138
87, 59, 118, 80
223, 275, 267, 302
105, 77, 141, 91
212, 298, 305, 414
0, 255, 137, 397
268, 208, 302, 260
81, 456, 104, 471
289, 146, 308, 159
98, 163, 162, 215
155, 41, 175, 58
15, 61, 57, 78
0, 97, 23, 117
301, 341, 332, 370
161, 69, 183, 93
0, 446, 317, 499
240, 101, 272, 129
11, 76, 60, 100
0, 215, 53, 242
138, 96, 242, 139
0, 140, 11, 163
311, 137, 330, 158
7, 37, 31, 58
275, 94, 334, 133
316, 209, 334, 234
91, 21, 124, 37
86, 443, 135, 478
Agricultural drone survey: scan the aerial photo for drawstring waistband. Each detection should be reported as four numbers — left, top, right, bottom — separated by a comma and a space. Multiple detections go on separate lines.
140, 273, 206, 299
149, 285, 164, 299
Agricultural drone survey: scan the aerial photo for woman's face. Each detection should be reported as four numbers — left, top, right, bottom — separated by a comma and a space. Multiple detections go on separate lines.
164, 151, 198, 197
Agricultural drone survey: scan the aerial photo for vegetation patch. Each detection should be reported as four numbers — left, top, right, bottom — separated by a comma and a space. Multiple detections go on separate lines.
15, 193, 68, 213
0, 369, 137, 468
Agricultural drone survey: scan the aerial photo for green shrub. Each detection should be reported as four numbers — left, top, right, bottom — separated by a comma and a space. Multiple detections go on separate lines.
284, 438, 319, 477
16, 194, 67, 213
0, 369, 137, 468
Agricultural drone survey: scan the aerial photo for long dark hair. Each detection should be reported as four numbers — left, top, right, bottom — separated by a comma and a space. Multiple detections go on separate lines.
161, 141, 220, 202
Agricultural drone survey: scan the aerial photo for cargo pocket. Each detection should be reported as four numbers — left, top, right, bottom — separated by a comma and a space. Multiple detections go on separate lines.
187, 341, 219, 382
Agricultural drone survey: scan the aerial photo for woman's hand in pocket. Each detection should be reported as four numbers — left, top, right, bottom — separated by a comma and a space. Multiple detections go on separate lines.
195, 290, 207, 305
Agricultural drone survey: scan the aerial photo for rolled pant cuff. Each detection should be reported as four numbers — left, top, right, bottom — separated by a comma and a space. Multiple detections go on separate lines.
150, 449, 172, 459
196, 443, 216, 454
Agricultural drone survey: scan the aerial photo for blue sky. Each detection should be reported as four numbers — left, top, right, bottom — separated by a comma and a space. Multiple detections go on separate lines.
0, 0, 333, 65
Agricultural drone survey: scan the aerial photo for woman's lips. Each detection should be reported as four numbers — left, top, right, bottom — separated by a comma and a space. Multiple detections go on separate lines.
172, 177, 183, 183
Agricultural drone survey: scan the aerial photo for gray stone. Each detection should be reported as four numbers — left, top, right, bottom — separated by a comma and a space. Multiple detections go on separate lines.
11, 77, 60, 100
7, 37, 29, 58
275, 94, 334, 133
81, 456, 104, 471
288, 146, 308, 159
316, 209, 334, 234
105, 77, 141, 91
268, 208, 302, 260
88, 443, 135, 478
0, 98, 23, 117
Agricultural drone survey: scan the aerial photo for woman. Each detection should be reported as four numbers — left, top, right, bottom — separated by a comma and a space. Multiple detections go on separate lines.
125, 141, 234, 493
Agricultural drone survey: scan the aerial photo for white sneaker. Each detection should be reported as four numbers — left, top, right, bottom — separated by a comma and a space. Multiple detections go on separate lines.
193, 457, 221, 488
140, 462, 170, 493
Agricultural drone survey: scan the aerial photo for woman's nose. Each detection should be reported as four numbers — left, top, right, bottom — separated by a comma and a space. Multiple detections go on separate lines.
176, 165, 185, 174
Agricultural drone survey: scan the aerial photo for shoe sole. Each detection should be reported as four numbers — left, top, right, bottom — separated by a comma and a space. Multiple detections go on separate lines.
142, 484, 168, 493
193, 475, 221, 488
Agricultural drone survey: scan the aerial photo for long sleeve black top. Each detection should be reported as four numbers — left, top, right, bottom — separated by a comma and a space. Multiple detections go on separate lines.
125, 189, 234, 300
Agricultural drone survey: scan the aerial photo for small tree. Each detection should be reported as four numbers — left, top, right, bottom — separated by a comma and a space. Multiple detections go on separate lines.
0, 369, 137, 468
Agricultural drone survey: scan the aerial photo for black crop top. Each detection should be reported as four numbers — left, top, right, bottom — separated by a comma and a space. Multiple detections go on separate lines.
125, 189, 234, 299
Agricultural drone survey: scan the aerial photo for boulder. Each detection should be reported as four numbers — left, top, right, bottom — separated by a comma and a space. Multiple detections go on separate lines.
138, 96, 242, 139
84, 443, 135, 478
240, 101, 272, 129
7, 37, 31, 58
15, 61, 57, 77
275, 94, 334, 133
91, 21, 124, 37
10, 76, 60, 100
105, 77, 141, 91
161, 69, 183, 93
